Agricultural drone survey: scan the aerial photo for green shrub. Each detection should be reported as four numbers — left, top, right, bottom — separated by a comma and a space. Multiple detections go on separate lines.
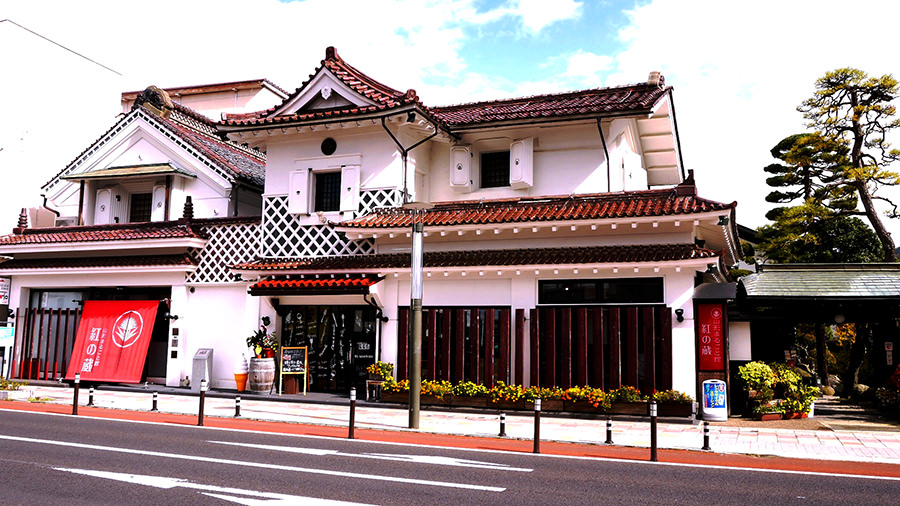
737, 361, 776, 391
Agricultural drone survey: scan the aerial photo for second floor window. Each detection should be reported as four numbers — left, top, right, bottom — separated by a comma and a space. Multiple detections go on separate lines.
314, 171, 341, 212
129, 193, 153, 222
481, 151, 509, 188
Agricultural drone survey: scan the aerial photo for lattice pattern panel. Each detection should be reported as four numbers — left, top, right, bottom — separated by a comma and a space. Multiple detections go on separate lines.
261, 196, 375, 258
354, 188, 403, 219
188, 221, 261, 283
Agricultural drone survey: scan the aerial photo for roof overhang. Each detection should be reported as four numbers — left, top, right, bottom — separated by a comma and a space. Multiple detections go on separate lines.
0, 237, 208, 255
61, 163, 197, 182
248, 274, 383, 296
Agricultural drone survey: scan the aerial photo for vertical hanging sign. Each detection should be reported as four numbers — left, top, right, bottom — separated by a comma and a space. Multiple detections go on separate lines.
65, 300, 159, 383
697, 303, 725, 371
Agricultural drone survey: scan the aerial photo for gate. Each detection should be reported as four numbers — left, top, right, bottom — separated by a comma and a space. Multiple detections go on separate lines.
11, 307, 82, 381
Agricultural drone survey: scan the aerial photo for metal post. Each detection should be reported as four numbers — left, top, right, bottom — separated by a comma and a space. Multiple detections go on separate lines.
198, 379, 208, 426
151, 391, 159, 412
234, 395, 241, 417
650, 400, 658, 462
499, 412, 507, 437
72, 373, 81, 416
533, 398, 541, 454
87, 387, 94, 407
408, 219, 425, 430
349, 387, 357, 439
605, 417, 614, 444
701, 421, 711, 451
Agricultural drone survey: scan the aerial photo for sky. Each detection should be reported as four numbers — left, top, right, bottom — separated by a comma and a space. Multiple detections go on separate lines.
3, 0, 900, 239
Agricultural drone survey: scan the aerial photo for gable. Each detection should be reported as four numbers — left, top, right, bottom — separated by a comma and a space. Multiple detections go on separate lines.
272, 68, 378, 116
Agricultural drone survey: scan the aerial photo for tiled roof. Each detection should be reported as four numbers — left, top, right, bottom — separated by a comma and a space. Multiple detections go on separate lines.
338, 186, 733, 229
0, 254, 197, 270
154, 107, 266, 187
233, 244, 717, 272
223, 47, 418, 127
430, 83, 669, 126
0, 220, 208, 246
740, 264, 900, 299
248, 275, 382, 294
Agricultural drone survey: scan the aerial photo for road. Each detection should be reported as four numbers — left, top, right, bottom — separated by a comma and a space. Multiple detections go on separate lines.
0, 409, 897, 505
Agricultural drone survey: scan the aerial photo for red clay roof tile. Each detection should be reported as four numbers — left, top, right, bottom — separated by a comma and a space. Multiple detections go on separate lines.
0, 220, 212, 246
338, 187, 733, 229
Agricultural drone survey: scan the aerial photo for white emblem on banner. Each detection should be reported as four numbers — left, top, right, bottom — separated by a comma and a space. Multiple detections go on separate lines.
112, 311, 143, 348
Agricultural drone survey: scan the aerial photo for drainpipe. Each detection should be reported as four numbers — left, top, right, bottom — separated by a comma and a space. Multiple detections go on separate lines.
596, 118, 611, 193
40, 194, 60, 226
77, 181, 85, 225
381, 112, 439, 204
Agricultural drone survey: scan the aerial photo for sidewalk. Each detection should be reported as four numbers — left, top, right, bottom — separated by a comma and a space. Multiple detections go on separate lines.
7, 384, 900, 465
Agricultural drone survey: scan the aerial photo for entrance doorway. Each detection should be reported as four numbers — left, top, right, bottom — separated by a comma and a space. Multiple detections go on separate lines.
281, 306, 377, 392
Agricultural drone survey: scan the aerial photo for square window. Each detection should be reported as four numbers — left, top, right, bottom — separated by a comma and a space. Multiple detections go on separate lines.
480, 151, 509, 188
314, 171, 341, 212
129, 193, 152, 222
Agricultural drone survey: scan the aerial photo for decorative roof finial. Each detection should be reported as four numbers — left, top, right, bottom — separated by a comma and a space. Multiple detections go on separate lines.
182, 196, 194, 220
325, 46, 338, 61
13, 208, 28, 234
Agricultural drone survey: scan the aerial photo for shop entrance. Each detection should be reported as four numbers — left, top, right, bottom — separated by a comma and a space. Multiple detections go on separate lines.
280, 305, 377, 392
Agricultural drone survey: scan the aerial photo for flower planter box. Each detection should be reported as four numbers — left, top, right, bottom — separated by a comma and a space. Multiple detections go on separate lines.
421, 394, 450, 406
608, 401, 649, 416
450, 395, 488, 408
565, 402, 607, 414
755, 412, 784, 421
489, 399, 526, 411
533, 399, 565, 412
784, 412, 809, 419
657, 402, 694, 417
380, 391, 408, 404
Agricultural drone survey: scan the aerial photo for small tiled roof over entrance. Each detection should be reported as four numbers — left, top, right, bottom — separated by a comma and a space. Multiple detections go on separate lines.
248, 275, 383, 295
740, 264, 900, 299
234, 243, 717, 272
338, 187, 734, 229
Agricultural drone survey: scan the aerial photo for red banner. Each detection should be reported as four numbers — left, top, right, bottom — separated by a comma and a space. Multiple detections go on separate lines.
697, 303, 725, 371
65, 300, 159, 383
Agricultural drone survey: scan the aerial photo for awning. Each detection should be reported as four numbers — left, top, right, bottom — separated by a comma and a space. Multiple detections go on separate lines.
65, 300, 159, 383
61, 163, 197, 181
249, 275, 383, 296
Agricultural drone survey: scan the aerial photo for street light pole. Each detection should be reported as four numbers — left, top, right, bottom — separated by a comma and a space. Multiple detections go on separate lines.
404, 201, 432, 429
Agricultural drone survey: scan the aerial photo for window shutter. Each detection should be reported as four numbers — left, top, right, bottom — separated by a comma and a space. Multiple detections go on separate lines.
95, 188, 112, 225
450, 146, 471, 190
340, 165, 360, 212
509, 137, 533, 189
288, 169, 311, 214
151, 185, 166, 222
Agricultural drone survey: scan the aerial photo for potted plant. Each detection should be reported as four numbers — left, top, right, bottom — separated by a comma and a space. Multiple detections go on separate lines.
367, 361, 394, 381
421, 380, 452, 405
450, 381, 489, 408
563, 385, 612, 413
488, 381, 526, 410
651, 389, 695, 417
608, 385, 647, 415
524, 386, 566, 411
380, 378, 409, 403
246, 325, 279, 394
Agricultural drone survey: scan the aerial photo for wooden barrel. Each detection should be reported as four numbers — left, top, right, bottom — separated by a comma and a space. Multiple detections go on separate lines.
249, 357, 275, 394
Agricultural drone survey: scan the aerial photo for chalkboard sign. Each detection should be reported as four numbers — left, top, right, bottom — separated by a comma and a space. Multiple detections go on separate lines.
279, 346, 308, 396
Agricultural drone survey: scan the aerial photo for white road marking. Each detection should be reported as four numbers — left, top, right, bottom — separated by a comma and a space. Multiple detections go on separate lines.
0, 434, 503, 492
55, 468, 374, 505
211, 441, 533, 472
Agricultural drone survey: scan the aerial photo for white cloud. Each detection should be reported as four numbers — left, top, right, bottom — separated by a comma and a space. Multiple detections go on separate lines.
565, 51, 614, 82
514, 0, 582, 34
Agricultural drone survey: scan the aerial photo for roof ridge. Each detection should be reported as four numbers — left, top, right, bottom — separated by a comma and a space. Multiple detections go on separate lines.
431, 82, 669, 111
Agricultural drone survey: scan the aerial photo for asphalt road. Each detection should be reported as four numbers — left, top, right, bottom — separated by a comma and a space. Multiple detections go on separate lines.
0, 409, 897, 505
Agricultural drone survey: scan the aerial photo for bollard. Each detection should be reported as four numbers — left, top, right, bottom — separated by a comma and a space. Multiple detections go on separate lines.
349, 387, 356, 440
151, 391, 159, 412
701, 420, 711, 451
197, 379, 208, 426
234, 395, 241, 418
533, 398, 541, 454
605, 417, 614, 445
499, 412, 507, 437
87, 387, 94, 407
72, 373, 81, 416
650, 400, 658, 462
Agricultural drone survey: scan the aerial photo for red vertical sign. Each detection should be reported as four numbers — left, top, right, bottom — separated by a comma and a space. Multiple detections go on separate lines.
65, 300, 159, 383
697, 303, 725, 371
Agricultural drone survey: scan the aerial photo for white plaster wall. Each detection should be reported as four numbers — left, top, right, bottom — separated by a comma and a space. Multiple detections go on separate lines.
671, 326, 696, 395
729, 321, 752, 361
184, 285, 255, 389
